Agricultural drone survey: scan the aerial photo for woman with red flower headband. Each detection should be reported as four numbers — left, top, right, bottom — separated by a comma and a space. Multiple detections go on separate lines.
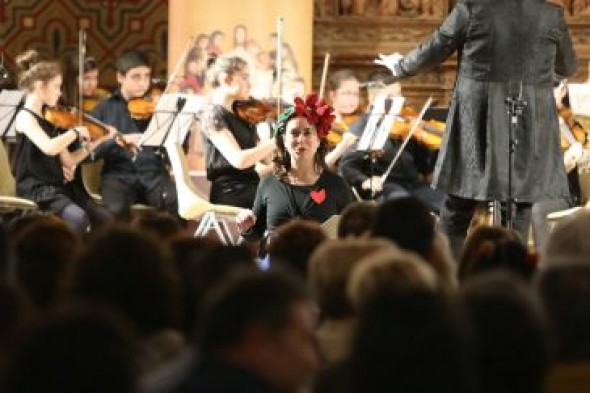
236, 92, 353, 239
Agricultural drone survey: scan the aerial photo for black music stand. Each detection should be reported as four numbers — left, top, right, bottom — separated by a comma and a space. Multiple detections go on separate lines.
140, 93, 204, 149
356, 95, 405, 200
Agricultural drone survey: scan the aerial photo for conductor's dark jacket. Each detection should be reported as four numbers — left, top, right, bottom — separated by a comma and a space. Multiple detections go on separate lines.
397, 0, 577, 202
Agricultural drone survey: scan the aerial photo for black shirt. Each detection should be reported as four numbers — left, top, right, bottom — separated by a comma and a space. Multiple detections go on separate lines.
243, 170, 352, 240
202, 104, 259, 183
91, 90, 163, 187
339, 113, 432, 189
14, 108, 64, 186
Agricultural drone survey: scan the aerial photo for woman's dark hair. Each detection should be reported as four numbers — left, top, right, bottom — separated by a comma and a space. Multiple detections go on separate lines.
272, 115, 328, 181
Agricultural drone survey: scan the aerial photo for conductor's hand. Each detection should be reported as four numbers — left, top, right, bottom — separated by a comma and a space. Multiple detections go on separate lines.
236, 209, 256, 233
374, 53, 404, 76
361, 176, 384, 193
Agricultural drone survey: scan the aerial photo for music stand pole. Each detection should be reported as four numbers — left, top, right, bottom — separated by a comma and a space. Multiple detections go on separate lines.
504, 86, 527, 230
154, 96, 187, 166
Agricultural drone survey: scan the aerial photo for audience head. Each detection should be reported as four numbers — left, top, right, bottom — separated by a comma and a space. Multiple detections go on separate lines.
273, 92, 333, 178
371, 196, 436, 259
170, 238, 257, 339
308, 238, 396, 320
460, 272, 548, 393
337, 202, 377, 238
198, 270, 319, 393
7, 303, 137, 393
130, 210, 186, 243
268, 219, 327, 279
536, 260, 590, 361
543, 210, 590, 264
460, 225, 534, 282
348, 249, 438, 310
351, 290, 475, 393
12, 216, 80, 309
64, 225, 178, 336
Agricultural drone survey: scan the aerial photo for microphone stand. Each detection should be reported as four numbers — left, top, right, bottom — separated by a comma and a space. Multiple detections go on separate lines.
503, 85, 527, 230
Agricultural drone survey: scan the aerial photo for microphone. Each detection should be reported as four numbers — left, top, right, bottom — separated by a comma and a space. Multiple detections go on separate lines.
360, 75, 401, 89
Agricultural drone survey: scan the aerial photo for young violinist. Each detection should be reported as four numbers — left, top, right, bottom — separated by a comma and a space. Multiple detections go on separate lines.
201, 55, 276, 208
322, 69, 360, 169
13, 49, 114, 234
531, 80, 584, 251
339, 70, 443, 213
91, 49, 178, 219
62, 55, 110, 112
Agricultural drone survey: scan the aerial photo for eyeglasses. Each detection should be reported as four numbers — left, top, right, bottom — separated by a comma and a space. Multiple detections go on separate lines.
336, 90, 359, 98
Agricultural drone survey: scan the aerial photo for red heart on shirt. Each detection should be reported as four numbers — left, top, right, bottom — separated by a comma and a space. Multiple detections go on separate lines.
310, 189, 326, 204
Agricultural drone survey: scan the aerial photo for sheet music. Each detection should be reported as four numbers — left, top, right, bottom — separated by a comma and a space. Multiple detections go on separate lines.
140, 93, 204, 147
568, 83, 590, 117
0, 90, 25, 138
357, 95, 405, 151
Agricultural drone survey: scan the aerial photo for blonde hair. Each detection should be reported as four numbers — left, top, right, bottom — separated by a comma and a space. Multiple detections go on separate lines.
348, 249, 438, 309
16, 49, 61, 92
205, 55, 247, 88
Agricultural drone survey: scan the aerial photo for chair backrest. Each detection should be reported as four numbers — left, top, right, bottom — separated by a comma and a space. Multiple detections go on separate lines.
81, 160, 103, 197
0, 140, 16, 196
166, 141, 213, 219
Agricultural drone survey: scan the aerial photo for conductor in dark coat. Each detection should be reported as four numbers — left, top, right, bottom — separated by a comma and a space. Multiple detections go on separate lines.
376, 0, 577, 254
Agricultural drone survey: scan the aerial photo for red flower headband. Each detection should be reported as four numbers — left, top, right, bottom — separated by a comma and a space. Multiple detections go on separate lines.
276, 92, 335, 139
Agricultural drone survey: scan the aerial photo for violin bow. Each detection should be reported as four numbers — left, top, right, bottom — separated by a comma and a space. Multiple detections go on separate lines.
380, 96, 433, 183
276, 15, 284, 113
163, 35, 198, 96
78, 29, 86, 123
318, 52, 330, 100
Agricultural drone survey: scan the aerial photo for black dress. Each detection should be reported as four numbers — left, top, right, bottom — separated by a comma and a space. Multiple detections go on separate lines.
14, 108, 105, 218
202, 104, 260, 208
242, 170, 353, 240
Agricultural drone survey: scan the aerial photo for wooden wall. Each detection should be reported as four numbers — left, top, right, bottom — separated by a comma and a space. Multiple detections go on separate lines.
313, 0, 590, 107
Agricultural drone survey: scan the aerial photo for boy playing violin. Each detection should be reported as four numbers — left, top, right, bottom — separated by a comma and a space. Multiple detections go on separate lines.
91, 49, 178, 219
339, 70, 443, 213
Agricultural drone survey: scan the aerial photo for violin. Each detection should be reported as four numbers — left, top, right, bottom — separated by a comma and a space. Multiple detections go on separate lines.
326, 113, 360, 146
559, 106, 586, 150
390, 115, 445, 150
44, 106, 135, 152
127, 80, 165, 120
82, 87, 110, 113
232, 97, 284, 125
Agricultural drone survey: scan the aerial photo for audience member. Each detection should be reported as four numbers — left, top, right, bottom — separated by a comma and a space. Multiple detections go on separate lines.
308, 238, 396, 363
174, 270, 320, 393
460, 272, 548, 393
350, 291, 476, 393
267, 219, 327, 279
337, 202, 377, 238
63, 225, 183, 374
6, 303, 137, 393
459, 225, 535, 282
